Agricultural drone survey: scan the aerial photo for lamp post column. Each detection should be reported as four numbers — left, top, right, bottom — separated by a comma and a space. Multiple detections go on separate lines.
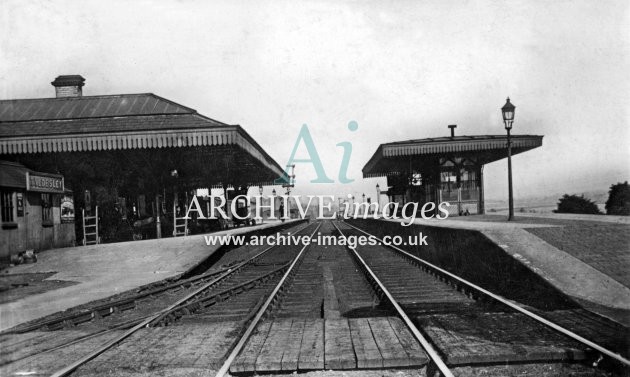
501, 97, 516, 222
507, 127, 514, 221
155, 193, 162, 238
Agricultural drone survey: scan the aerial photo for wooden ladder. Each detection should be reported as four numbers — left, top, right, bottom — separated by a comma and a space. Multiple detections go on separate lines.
82, 206, 99, 245
173, 201, 188, 237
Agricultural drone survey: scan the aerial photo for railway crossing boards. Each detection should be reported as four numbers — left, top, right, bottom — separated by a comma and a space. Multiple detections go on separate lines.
417, 312, 587, 365
231, 316, 428, 373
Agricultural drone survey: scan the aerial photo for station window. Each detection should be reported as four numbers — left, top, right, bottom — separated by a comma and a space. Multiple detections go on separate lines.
1, 190, 14, 223
408, 173, 421, 186
440, 171, 458, 202
41, 193, 53, 224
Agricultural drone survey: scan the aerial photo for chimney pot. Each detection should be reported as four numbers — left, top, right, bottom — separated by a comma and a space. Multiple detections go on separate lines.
51, 75, 85, 98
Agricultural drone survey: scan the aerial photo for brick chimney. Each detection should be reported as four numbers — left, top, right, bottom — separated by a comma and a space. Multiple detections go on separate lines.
51, 75, 85, 98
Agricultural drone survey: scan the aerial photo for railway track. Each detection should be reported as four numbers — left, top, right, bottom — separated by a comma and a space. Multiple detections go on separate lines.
333, 220, 630, 376
214, 220, 626, 376
2, 220, 311, 335
2, 219, 628, 376
0, 221, 320, 376
213, 222, 323, 377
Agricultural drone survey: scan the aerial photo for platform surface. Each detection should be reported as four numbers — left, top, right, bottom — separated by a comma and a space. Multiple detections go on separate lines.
0, 220, 298, 332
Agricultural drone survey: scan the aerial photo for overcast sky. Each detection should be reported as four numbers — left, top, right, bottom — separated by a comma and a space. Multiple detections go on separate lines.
1, 0, 628, 202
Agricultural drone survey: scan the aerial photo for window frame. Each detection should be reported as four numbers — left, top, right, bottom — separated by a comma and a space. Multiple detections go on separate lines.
1, 190, 16, 228
41, 193, 54, 227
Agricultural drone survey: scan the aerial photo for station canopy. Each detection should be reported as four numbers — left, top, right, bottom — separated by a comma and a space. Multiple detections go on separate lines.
363, 134, 543, 178
0, 93, 288, 191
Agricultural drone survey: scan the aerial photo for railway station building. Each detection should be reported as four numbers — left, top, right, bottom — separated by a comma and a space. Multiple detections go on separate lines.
0, 160, 75, 261
0, 75, 287, 252
363, 125, 543, 216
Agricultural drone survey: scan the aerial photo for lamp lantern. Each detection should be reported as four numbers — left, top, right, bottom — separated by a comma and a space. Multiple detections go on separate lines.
501, 97, 516, 130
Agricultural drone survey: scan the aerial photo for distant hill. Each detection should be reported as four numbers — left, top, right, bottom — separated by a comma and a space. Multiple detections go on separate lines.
486, 189, 609, 212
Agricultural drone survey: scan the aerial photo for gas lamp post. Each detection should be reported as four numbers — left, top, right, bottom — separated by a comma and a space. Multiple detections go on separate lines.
501, 97, 516, 221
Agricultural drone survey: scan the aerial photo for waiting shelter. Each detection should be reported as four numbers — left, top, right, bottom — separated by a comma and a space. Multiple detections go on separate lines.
0, 160, 75, 261
363, 126, 543, 216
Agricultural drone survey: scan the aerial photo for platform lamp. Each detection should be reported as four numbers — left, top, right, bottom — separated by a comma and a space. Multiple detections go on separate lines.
258, 185, 264, 224
501, 97, 516, 221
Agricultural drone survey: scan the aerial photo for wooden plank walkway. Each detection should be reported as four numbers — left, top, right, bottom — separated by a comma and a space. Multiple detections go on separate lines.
256, 319, 294, 371
349, 318, 383, 368
325, 318, 356, 369
282, 318, 306, 370
299, 318, 325, 370
230, 321, 272, 373
416, 312, 587, 365
368, 317, 411, 367
231, 316, 427, 373
75, 323, 240, 374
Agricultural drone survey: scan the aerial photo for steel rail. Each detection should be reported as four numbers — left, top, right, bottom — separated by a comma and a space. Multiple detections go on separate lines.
5, 221, 313, 335
3, 267, 230, 334
214, 222, 322, 377
332, 221, 455, 377
4, 315, 151, 367
344, 220, 630, 367
151, 262, 289, 326
47, 222, 320, 377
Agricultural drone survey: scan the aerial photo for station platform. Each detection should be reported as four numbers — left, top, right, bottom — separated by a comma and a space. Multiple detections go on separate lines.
409, 212, 630, 326
0, 220, 300, 332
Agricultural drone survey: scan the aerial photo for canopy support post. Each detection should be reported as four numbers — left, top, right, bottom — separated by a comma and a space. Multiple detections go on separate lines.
155, 193, 161, 239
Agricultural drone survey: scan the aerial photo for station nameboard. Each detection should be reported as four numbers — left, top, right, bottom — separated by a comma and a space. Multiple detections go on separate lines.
26, 172, 65, 193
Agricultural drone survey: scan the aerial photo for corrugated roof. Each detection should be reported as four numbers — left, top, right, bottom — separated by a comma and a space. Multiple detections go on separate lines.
380, 135, 542, 157
0, 160, 69, 191
0, 93, 195, 122
0, 114, 227, 137
0, 92, 286, 182
384, 134, 522, 145
0, 160, 29, 188
362, 134, 544, 178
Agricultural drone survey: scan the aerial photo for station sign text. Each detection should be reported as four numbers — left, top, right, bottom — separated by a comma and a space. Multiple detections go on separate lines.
26, 172, 65, 193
